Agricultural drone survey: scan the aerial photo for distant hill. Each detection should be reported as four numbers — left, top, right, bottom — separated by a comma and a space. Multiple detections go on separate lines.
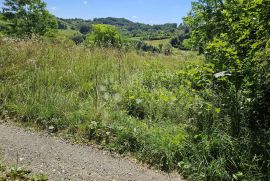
57, 17, 179, 40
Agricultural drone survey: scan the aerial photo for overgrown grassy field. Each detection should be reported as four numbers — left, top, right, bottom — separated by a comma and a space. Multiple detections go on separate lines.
0, 38, 264, 180
144, 38, 170, 47
58, 29, 82, 37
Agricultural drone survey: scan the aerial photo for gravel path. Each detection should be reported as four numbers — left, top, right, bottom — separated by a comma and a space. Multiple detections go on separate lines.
0, 122, 183, 181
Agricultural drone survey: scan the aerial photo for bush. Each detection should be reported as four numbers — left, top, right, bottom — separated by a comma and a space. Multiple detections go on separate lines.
43, 30, 75, 45
79, 25, 91, 35
70, 34, 85, 44
86, 24, 122, 48
129, 40, 160, 53
163, 43, 173, 55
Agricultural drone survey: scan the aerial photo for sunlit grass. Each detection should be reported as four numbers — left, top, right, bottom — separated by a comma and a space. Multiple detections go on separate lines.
0, 38, 204, 173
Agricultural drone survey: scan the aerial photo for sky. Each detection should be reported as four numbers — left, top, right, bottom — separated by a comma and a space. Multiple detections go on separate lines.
0, 0, 193, 25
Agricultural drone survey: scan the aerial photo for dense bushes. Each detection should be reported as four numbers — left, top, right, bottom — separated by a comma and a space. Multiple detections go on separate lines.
183, 0, 270, 180
130, 40, 160, 53
86, 24, 123, 47
58, 17, 179, 40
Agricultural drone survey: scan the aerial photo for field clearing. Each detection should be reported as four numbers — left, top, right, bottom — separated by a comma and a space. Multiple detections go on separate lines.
58, 29, 82, 37
0, 38, 205, 176
144, 39, 171, 46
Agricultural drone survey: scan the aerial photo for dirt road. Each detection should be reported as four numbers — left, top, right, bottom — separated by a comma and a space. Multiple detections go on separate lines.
0, 122, 183, 181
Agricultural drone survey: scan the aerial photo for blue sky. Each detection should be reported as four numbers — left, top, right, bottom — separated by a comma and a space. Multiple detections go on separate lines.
0, 0, 193, 25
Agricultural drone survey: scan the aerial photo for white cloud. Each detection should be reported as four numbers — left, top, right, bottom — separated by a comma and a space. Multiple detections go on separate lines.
83, 1, 88, 5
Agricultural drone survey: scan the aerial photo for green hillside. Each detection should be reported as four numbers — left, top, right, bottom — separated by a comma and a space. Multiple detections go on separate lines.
57, 17, 179, 40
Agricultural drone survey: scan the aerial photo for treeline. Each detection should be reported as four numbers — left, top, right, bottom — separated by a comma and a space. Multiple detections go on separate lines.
0, 1, 175, 56
57, 17, 191, 52
57, 17, 178, 40
0, 0, 192, 53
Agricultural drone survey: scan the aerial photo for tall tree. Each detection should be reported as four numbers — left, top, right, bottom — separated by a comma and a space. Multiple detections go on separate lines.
2, 0, 57, 36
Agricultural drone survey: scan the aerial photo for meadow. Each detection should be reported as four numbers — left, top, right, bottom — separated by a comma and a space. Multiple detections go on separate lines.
0, 38, 207, 176
144, 38, 171, 47
1, 36, 269, 181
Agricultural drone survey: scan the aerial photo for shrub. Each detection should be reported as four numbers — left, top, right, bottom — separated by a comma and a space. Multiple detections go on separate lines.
86, 24, 122, 48
70, 34, 85, 44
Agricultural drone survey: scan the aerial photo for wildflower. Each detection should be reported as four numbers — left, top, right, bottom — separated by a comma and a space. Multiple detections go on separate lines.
214, 71, 231, 78
136, 98, 143, 104
100, 85, 107, 92
104, 79, 109, 85
113, 93, 121, 102
104, 92, 110, 101
27, 59, 37, 65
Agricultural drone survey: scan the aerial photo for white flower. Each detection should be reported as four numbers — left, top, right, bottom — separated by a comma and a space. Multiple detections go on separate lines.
113, 93, 121, 102
103, 92, 110, 101
136, 98, 143, 104
27, 59, 37, 65
214, 71, 231, 78
103, 79, 109, 85
100, 85, 107, 92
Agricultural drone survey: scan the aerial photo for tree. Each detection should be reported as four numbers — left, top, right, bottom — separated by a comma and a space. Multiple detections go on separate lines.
86, 24, 122, 47
2, 0, 57, 36
185, 0, 270, 178
79, 25, 91, 35
163, 43, 173, 55
70, 34, 85, 45
57, 19, 68, 29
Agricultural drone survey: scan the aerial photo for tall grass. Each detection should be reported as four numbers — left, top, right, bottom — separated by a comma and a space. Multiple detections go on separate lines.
1, 38, 263, 180
0, 38, 203, 170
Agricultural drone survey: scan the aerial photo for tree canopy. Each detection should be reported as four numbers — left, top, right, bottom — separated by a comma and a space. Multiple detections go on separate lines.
185, 0, 270, 179
1, 0, 57, 36
86, 24, 123, 47
57, 17, 179, 40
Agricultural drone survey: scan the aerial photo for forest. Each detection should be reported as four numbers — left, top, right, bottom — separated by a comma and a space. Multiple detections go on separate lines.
58, 17, 179, 39
0, 0, 269, 180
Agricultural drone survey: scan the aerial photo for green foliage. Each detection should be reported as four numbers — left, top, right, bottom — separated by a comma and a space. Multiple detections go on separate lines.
42, 29, 75, 45
57, 17, 179, 40
0, 162, 47, 181
170, 25, 190, 50
92, 17, 178, 39
70, 34, 85, 44
130, 40, 160, 53
1, 0, 57, 37
1, 0, 269, 178
184, 0, 270, 180
0, 39, 203, 174
79, 24, 91, 35
0, 13, 10, 33
163, 43, 173, 55
86, 24, 122, 47
57, 19, 68, 29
